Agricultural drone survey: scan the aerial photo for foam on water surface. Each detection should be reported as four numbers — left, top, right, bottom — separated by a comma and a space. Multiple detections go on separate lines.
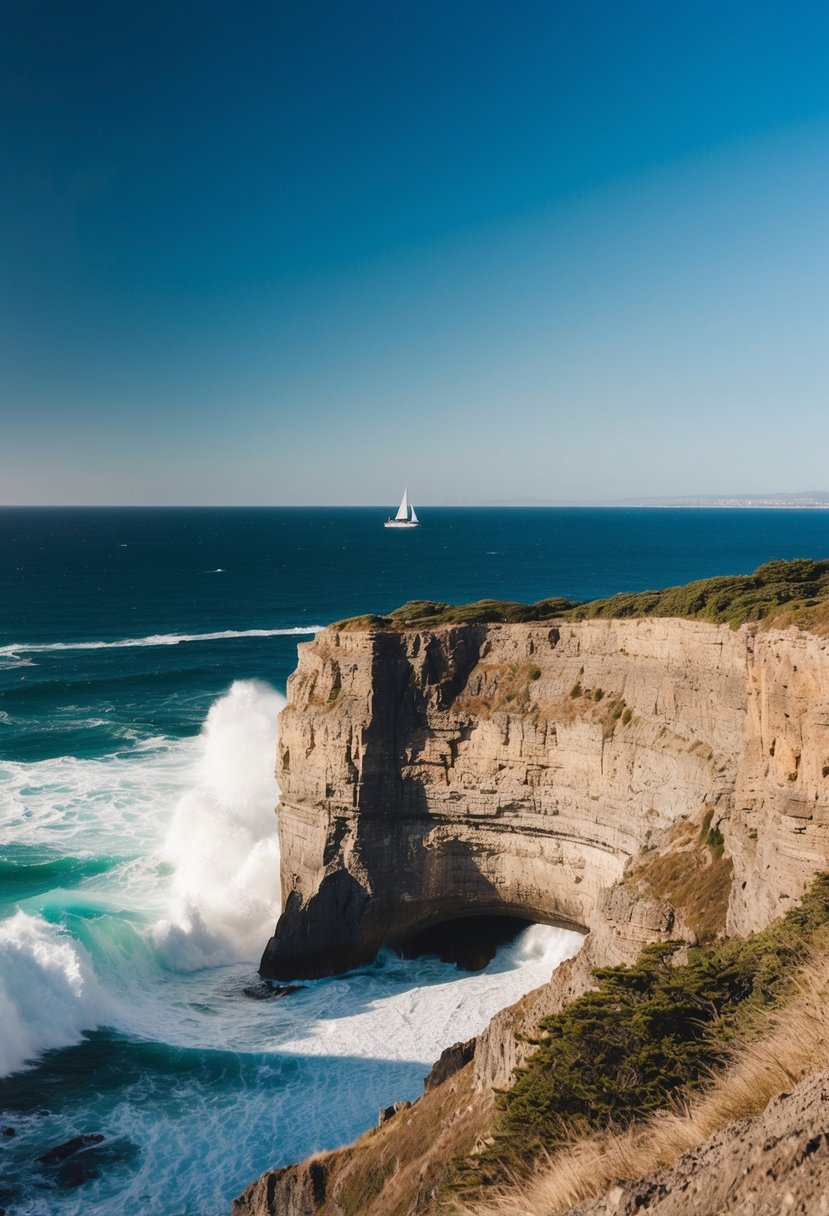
0, 625, 322, 661
152, 679, 285, 969
0, 912, 118, 1076
0, 675, 582, 1215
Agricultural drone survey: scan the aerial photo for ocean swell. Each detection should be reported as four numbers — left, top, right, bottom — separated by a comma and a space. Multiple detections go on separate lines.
0, 911, 117, 1076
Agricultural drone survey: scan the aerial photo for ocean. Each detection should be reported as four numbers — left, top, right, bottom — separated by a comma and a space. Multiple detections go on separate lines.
2, 506, 829, 1215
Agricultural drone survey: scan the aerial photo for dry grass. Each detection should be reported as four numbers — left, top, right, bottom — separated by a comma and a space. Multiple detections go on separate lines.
455, 661, 543, 717
455, 943, 829, 1216
306, 1062, 494, 1216
624, 815, 732, 942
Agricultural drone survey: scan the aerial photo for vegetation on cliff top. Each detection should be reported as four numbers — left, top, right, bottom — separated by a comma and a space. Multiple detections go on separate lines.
333, 558, 829, 633
463, 873, 829, 1190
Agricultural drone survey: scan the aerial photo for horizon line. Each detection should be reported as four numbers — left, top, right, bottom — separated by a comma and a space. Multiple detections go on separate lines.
3, 500, 829, 511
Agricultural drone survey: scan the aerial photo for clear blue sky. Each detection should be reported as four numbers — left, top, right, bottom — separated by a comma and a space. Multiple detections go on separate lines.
2, 0, 828, 505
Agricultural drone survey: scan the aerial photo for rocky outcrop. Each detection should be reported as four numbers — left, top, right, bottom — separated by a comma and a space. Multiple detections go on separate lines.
233, 1160, 328, 1216
566, 1068, 829, 1216
261, 618, 829, 980
243, 615, 829, 1216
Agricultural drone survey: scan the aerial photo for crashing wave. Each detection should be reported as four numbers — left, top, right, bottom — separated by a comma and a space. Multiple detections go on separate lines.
0, 911, 117, 1076
151, 680, 285, 970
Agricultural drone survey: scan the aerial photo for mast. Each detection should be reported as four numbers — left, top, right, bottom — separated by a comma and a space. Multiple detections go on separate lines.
395, 488, 410, 521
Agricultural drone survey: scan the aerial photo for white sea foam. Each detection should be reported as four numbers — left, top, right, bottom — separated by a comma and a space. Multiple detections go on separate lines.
0, 625, 321, 660
0, 654, 35, 670
152, 680, 285, 970
275, 925, 583, 1063
0, 741, 193, 852
0, 911, 117, 1076
0, 680, 285, 967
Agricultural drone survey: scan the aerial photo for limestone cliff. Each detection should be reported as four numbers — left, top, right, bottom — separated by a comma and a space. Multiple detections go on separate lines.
261, 617, 829, 983
241, 612, 829, 1216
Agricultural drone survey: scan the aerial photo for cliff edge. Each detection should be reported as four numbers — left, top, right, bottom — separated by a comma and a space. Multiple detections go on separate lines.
243, 561, 829, 1215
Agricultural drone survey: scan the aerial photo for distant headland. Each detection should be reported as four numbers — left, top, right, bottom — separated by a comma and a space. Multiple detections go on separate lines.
612, 491, 829, 508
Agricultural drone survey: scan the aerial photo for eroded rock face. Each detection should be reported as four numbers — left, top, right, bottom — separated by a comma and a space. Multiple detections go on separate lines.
260, 618, 829, 981
232, 1161, 328, 1216
566, 1069, 829, 1216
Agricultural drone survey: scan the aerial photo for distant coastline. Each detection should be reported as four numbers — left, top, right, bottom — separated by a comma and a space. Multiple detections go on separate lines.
611, 492, 829, 509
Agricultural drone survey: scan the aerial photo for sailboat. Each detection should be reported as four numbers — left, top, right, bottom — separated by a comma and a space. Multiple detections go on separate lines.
385, 487, 420, 528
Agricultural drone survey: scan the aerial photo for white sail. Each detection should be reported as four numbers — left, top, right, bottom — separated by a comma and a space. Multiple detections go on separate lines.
384, 486, 419, 527
395, 488, 410, 521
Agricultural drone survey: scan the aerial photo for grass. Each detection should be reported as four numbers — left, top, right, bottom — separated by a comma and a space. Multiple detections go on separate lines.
455, 661, 548, 717
459, 874, 829, 1194
332, 558, 829, 635
309, 1060, 493, 1216
457, 940, 829, 1216
624, 817, 732, 942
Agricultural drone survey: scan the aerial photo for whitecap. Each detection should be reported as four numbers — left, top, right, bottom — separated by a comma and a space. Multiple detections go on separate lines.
0, 626, 322, 659
0, 655, 35, 671
0, 911, 117, 1076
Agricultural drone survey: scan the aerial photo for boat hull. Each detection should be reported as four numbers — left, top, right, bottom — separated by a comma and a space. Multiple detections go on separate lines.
384, 520, 419, 528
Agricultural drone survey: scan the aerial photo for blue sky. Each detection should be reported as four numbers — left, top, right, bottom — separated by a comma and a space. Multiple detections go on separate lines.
2, 0, 829, 504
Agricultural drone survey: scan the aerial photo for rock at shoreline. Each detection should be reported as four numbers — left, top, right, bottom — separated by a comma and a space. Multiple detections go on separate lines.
37, 1133, 105, 1166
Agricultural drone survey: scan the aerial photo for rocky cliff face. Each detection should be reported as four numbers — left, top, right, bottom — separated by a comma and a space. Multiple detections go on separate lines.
241, 616, 829, 1216
260, 618, 829, 982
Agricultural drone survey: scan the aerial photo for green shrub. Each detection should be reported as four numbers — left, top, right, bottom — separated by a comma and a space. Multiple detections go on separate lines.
621, 708, 633, 725
471, 873, 829, 1185
707, 826, 725, 855
570, 682, 582, 698
593, 688, 604, 702
335, 558, 829, 635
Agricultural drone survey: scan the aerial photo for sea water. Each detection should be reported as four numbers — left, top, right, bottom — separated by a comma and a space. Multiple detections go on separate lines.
2, 507, 828, 1215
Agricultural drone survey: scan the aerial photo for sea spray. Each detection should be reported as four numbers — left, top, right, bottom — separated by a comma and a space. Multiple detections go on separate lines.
152, 680, 285, 969
511, 921, 582, 968
0, 912, 117, 1076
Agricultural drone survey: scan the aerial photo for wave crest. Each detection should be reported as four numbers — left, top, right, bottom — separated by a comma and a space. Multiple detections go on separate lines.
0, 912, 116, 1076
0, 626, 321, 659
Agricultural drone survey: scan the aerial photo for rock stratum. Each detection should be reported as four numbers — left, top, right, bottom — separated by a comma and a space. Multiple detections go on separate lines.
242, 597, 829, 1215
261, 616, 829, 981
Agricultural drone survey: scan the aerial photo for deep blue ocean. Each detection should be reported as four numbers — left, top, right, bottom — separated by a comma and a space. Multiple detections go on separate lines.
2, 507, 828, 1215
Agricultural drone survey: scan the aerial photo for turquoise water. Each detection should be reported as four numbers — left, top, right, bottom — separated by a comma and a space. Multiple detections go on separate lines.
2, 507, 828, 1214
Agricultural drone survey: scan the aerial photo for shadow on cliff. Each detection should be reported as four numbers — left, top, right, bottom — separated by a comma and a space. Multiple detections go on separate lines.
261, 625, 552, 980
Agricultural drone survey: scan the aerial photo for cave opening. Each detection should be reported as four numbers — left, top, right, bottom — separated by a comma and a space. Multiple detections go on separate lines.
395, 914, 535, 972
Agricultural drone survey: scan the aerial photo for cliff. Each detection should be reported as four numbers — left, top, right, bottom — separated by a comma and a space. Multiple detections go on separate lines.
241, 575, 829, 1215
261, 616, 829, 985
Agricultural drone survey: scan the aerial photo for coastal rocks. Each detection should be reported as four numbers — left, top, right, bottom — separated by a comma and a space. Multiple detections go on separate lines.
37, 1133, 105, 1165
378, 1100, 411, 1124
262, 616, 829, 981
232, 1160, 328, 1216
34, 1133, 137, 1192
247, 614, 829, 1214
423, 1038, 476, 1092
